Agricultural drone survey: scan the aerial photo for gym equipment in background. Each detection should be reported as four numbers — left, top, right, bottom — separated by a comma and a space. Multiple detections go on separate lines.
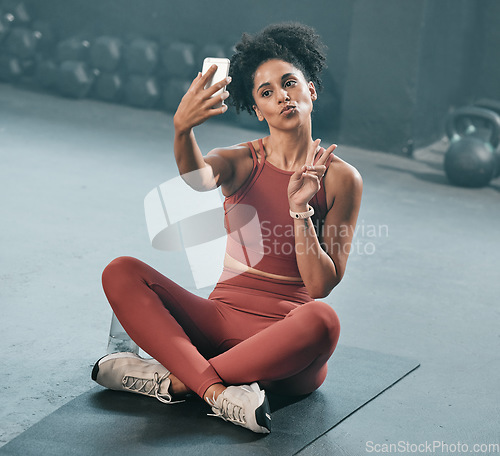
89, 36, 124, 102
444, 106, 500, 188
55, 36, 97, 98
160, 41, 196, 113
0, 1, 56, 84
122, 37, 161, 108
0, 1, 261, 128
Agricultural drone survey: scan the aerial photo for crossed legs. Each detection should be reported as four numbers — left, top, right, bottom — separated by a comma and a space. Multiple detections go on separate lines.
101, 256, 340, 399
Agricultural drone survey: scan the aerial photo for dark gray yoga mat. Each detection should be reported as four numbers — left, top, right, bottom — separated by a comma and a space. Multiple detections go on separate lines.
0, 346, 419, 456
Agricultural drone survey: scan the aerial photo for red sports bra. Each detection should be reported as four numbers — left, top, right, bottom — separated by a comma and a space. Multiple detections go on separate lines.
223, 139, 331, 278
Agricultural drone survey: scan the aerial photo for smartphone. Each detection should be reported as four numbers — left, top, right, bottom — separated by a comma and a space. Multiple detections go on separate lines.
202, 57, 230, 109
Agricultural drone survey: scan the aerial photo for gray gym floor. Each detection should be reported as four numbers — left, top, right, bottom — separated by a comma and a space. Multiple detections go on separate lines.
1, 83, 499, 455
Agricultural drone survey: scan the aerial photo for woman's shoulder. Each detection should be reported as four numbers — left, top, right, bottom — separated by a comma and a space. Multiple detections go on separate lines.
324, 154, 363, 210
206, 141, 258, 197
328, 154, 362, 182
207, 141, 252, 159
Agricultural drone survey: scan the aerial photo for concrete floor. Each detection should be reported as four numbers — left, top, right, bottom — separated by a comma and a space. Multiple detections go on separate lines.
1, 83, 499, 455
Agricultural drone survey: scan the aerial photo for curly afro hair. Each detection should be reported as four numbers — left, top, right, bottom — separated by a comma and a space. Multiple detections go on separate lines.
228, 22, 327, 115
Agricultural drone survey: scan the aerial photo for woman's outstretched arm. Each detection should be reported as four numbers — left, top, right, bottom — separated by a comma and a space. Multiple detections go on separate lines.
173, 65, 233, 191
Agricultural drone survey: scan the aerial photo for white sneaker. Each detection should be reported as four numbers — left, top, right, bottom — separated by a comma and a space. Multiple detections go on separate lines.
207, 382, 271, 434
91, 352, 181, 404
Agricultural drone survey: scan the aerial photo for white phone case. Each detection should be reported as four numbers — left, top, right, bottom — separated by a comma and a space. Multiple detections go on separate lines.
202, 57, 230, 108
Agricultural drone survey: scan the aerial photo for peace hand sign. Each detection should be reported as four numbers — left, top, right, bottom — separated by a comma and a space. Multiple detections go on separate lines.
287, 139, 337, 212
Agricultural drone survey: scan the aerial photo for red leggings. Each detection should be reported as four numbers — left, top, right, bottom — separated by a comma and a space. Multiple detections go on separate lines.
101, 256, 340, 398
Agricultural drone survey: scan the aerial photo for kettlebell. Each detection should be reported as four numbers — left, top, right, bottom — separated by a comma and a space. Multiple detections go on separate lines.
444, 106, 500, 188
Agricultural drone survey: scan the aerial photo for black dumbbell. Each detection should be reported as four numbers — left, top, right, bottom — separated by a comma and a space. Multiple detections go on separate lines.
5, 26, 37, 58
93, 72, 124, 102
1, 22, 57, 87
124, 74, 160, 108
161, 42, 196, 79
90, 36, 123, 72
32, 20, 56, 56
124, 37, 159, 75
58, 60, 96, 98
0, 19, 54, 53
4, 24, 56, 84
57, 37, 91, 63
2, 1, 31, 25
162, 78, 191, 113
0, 11, 13, 43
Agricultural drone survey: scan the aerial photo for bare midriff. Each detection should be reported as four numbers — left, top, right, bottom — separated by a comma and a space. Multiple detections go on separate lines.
224, 253, 303, 282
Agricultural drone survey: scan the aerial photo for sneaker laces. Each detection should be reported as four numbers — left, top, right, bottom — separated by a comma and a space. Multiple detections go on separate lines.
122, 371, 184, 404
207, 392, 246, 425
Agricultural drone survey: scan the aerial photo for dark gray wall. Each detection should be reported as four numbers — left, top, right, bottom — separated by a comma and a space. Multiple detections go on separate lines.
475, 0, 500, 101
340, 0, 425, 154
13, 0, 500, 153
412, 0, 480, 149
339, 0, 492, 154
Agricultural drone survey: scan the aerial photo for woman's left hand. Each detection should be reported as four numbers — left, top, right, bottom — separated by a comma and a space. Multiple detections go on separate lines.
287, 139, 337, 211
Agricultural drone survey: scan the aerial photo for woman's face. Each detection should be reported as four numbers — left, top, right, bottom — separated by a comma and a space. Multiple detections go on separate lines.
252, 59, 317, 129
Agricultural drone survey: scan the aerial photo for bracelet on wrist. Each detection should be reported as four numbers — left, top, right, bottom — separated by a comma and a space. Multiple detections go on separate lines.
289, 204, 314, 219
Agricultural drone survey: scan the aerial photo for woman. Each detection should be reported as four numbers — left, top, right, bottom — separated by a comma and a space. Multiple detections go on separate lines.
92, 23, 362, 434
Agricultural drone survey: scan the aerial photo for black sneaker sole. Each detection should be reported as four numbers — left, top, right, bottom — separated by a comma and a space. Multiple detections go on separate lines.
91, 355, 107, 381
254, 395, 272, 433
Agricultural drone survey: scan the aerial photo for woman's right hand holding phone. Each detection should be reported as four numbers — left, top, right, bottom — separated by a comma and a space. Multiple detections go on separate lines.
173, 65, 231, 135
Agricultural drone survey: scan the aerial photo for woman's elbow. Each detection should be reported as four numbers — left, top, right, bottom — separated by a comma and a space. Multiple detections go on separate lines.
308, 277, 341, 299
180, 165, 218, 192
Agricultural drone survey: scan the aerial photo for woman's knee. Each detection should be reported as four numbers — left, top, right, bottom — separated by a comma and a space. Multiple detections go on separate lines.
298, 301, 341, 348
101, 256, 142, 288
264, 363, 328, 396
